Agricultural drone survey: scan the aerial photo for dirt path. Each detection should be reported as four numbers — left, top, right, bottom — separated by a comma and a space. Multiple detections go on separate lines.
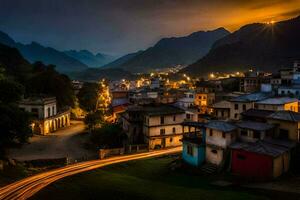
7, 121, 97, 161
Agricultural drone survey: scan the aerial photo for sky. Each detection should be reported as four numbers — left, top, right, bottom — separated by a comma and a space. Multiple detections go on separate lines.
0, 0, 299, 56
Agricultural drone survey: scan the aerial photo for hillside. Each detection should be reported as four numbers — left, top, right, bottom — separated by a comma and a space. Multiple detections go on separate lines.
182, 16, 300, 76
0, 31, 88, 73
114, 28, 230, 73
102, 51, 143, 69
64, 50, 115, 68
72, 68, 135, 81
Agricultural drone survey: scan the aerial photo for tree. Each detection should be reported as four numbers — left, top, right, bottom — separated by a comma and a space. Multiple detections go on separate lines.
0, 77, 31, 157
84, 110, 104, 131
26, 63, 76, 108
90, 124, 126, 149
0, 79, 24, 103
77, 82, 100, 112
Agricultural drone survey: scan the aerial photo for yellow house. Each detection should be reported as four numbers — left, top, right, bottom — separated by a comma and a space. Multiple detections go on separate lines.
267, 111, 300, 142
255, 97, 298, 112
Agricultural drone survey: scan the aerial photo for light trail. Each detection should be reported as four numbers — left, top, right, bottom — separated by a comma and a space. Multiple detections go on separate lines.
0, 147, 182, 200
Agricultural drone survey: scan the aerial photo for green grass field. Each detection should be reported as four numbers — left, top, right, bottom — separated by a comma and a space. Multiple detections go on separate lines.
30, 155, 269, 200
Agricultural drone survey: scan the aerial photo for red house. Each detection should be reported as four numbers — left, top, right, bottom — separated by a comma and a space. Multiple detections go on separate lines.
230, 139, 295, 180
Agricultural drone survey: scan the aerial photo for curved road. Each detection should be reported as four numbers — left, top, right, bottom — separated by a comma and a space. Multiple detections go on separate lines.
0, 147, 182, 200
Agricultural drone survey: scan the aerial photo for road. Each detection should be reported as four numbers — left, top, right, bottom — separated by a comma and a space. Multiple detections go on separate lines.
0, 147, 182, 200
7, 121, 96, 161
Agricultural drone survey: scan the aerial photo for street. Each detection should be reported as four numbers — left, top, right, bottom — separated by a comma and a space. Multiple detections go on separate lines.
0, 147, 182, 200
7, 121, 96, 161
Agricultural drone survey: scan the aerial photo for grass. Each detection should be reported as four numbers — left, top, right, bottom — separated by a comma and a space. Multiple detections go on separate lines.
30, 155, 269, 200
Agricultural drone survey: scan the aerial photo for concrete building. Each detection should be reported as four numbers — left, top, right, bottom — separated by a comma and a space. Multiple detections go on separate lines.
255, 97, 298, 112
267, 111, 300, 142
229, 92, 272, 120
210, 100, 231, 120
143, 105, 186, 149
205, 121, 237, 166
19, 97, 70, 135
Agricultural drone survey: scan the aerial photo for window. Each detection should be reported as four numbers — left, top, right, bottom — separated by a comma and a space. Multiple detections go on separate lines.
222, 132, 226, 138
253, 131, 260, 139
186, 114, 191, 119
160, 129, 165, 135
160, 116, 164, 124
209, 129, 213, 136
237, 154, 246, 160
234, 113, 238, 119
187, 145, 193, 156
172, 127, 176, 133
47, 107, 51, 117
198, 96, 202, 99
52, 106, 55, 115
242, 104, 246, 111
31, 108, 39, 118
221, 110, 224, 117
279, 129, 289, 140
241, 130, 247, 137
189, 94, 194, 98
234, 104, 238, 110
170, 137, 173, 142
211, 149, 217, 154
281, 91, 285, 94
173, 115, 176, 121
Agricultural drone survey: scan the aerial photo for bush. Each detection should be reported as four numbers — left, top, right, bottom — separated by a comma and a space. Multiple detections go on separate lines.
90, 124, 127, 149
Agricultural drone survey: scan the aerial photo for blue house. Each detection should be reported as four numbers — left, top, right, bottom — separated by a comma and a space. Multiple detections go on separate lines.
182, 122, 206, 167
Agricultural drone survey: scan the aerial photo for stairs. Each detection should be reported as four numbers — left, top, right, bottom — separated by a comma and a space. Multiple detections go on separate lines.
200, 163, 218, 174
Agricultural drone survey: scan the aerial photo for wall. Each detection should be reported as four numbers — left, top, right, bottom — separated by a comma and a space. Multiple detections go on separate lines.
231, 149, 273, 180
230, 102, 253, 120
182, 142, 205, 167
206, 146, 223, 165
267, 119, 299, 142
205, 128, 236, 148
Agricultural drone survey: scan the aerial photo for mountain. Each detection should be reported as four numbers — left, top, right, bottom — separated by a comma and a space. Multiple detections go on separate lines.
0, 31, 88, 73
64, 50, 115, 68
102, 50, 143, 69
182, 16, 300, 76
112, 28, 230, 73
72, 68, 135, 81
0, 43, 32, 80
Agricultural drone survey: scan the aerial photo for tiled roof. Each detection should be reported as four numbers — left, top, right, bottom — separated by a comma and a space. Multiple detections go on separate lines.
230, 140, 290, 157
230, 92, 272, 102
241, 109, 274, 119
112, 98, 130, 107
256, 97, 298, 105
127, 104, 185, 116
205, 121, 237, 132
211, 100, 231, 109
236, 121, 274, 131
268, 111, 300, 122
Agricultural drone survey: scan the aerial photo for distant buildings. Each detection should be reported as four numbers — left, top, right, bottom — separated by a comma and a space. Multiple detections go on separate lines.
19, 97, 70, 135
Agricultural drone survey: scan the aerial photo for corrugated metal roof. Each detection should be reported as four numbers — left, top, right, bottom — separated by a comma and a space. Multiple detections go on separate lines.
256, 97, 298, 105
241, 109, 274, 119
236, 121, 274, 131
268, 111, 300, 122
205, 121, 237, 132
230, 92, 272, 102
211, 100, 231, 109
230, 140, 290, 157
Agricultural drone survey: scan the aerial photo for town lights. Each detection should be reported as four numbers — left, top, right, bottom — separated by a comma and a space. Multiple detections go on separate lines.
210, 73, 215, 78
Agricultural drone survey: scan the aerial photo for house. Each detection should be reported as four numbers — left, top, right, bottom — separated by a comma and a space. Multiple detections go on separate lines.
205, 121, 237, 166
230, 139, 295, 180
111, 98, 130, 122
236, 121, 275, 143
194, 89, 215, 114
181, 121, 206, 167
143, 105, 186, 149
229, 92, 272, 120
121, 106, 145, 144
241, 109, 275, 122
19, 97, 70, 135
278, 85, 300, 97
210, 100, 231, 120
255, 97, 298, 112
239, 71, 270, 93
267, 111, 300, 142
